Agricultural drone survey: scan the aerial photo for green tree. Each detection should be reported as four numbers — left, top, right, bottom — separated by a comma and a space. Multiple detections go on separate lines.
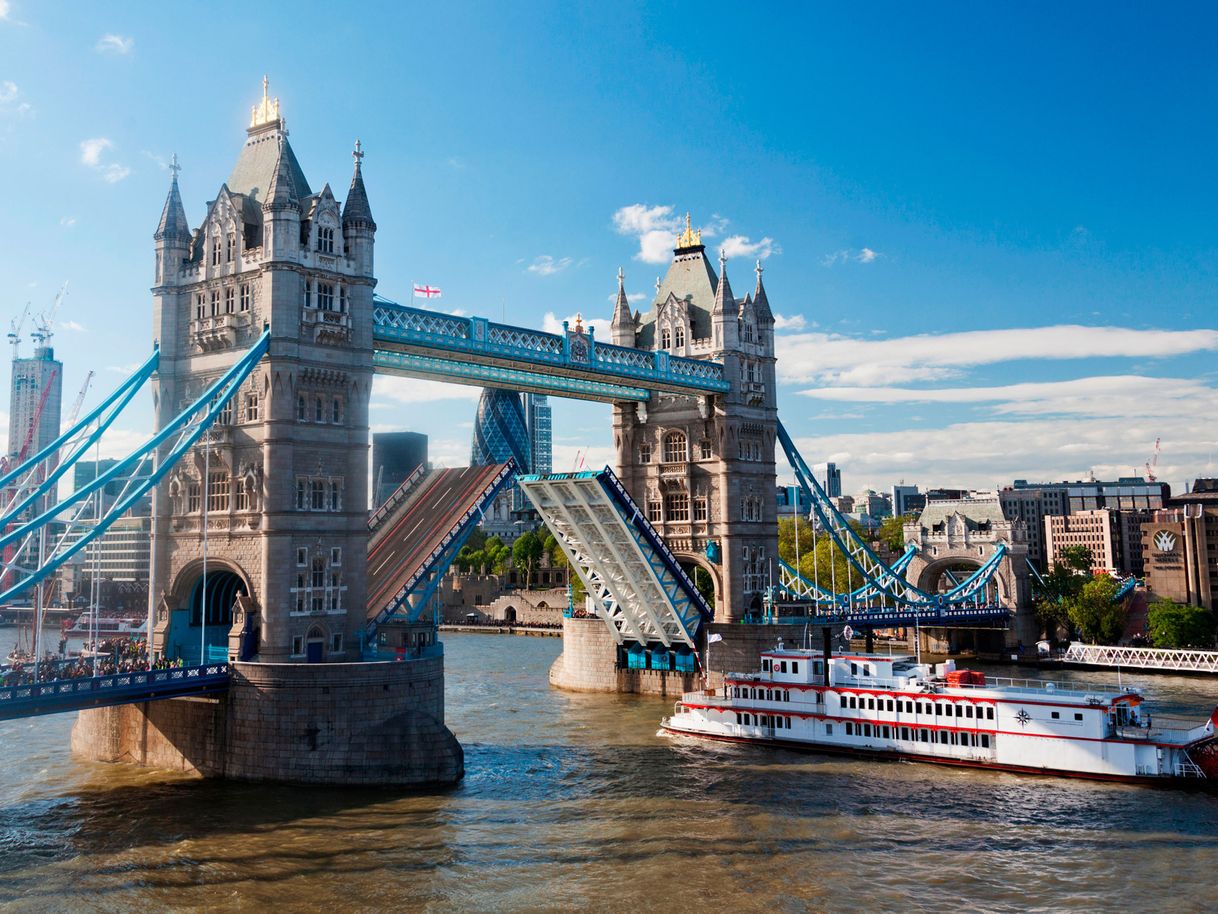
1033, 546, 1095, 633
877, 514, 915, 554
1065, 575, 1125, 644
541, 531, 586, 606
1147, 599, 1217, 648
776, 517, 863, 598
512, 530, 544, 589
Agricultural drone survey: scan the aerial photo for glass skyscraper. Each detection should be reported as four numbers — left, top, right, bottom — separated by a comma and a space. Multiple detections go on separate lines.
524, 393, 552, 476
471, 388, 532, 472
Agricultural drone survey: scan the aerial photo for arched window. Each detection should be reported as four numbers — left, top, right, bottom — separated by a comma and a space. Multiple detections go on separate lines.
332, 397, 342, 423
699, 439, 712, 460
663, 431, 687, 463
311, 557, 325, 588
675, 326, 685, 347
297, 396, 307, 421
660, 328, 671, 349
639, 442, 652, 463
314, 397, 324, 422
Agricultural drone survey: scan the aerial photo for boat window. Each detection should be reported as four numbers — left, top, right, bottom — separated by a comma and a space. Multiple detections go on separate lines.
864, 724, 872, 737
887, 699, 895, 712
813, 661, 822, 675
780, 661, 788, 673
966, 706, 973, 718
939, 732, 949, 744
735, 713, 742, 724
784, 691, 790, 702
920, 730, 929, 742
981, 734, 990, 748
851, 663, 858, 676
1051, 711, 1060, 720
986, 707, 995, 720
793, 662, 799, 674
762, 659, 771, 671
826, 724, 833, 735
1075, 713, 1083, 721
846, 723, 854, 735
901, 727, 909, 740
934, 704, 942, 716
868, 698, 876, 710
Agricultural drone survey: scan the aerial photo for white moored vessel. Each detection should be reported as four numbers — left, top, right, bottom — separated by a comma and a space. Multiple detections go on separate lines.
662, 645, 1218, 785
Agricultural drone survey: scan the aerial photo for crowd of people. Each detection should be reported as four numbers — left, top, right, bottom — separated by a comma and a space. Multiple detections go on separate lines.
1, 638, 184, 689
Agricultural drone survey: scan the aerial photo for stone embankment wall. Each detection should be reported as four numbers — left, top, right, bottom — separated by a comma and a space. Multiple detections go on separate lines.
71, 658, 462, 786
549, 617, 794, 695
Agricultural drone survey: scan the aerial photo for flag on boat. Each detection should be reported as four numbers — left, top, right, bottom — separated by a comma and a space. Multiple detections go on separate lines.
413, 284, 442, 299
707, 633, 723, 644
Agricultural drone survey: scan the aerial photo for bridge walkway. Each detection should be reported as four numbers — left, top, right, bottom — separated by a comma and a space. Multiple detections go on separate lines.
0, 662, 229, 722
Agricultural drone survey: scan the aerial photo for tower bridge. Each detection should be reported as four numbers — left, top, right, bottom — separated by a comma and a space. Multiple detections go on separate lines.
0, 84, 1030, 782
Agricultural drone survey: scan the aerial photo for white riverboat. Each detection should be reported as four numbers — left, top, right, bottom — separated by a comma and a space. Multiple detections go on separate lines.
66, 612, 147, 637
661, 645, 1218, 786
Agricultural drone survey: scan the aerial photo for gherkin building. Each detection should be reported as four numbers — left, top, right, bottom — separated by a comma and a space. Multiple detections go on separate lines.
471, 388, 532, 472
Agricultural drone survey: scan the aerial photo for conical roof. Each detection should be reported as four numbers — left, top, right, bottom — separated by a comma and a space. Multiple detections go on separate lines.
752, 260, 773, 323
155, 169, 190, 241
264, 136, 299, 209
611, 268, 632, 328
343, 140, 375, 228
712, 251, 736, 316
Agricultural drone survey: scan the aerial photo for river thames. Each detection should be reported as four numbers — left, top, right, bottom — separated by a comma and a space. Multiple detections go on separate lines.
2, 631, 1217, 913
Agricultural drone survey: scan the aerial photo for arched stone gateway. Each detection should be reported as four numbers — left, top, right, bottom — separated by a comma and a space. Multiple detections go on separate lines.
901, 495, 1037, 648
154, 559, 251, 665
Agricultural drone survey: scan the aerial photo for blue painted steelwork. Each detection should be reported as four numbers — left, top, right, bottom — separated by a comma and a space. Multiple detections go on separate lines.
373, 350, 652, 403
776, 420, 1005, 612
364, 460, 517, 637
0, 662, 230, 721
521, 467, 713, 643
777, 544, 918, 602
747, 603, 1012, 628
372, 297, 729, 401
0, 330, 270, 601
1114, 575, 1138, 602
0, 347, 159, 525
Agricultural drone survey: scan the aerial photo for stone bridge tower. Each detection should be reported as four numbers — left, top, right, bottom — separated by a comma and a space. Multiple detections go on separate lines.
903, 495, 1036, 649
610, 218, 778, 622
149, 82, 376, 664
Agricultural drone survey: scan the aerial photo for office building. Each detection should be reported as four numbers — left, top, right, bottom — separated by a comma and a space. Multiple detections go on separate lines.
372, 431, 428, 507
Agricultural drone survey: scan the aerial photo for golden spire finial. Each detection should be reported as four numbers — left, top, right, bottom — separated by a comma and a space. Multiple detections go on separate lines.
676, 211, 702, 249
250, 75, 281, 128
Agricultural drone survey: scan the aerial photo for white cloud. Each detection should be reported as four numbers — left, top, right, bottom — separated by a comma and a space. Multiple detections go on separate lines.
60, 320, 87, 332
541, 311, 612, 338
80, 137, 131, 183
791, 406, 1218, 493
59, 216, 76, 228
799, 375, 1215, 419
777, 325, 1218, 386
0, 1, 10, 21
720, 235, 779, 260
612, 204, 777, 266
106, 362, 140, 374
822, 247, 881, 266
526, 255, 574, 276
0, 79, 30, 116
371, 375, 481, 405
95, 34, 134, 55
772, 313, 807, 331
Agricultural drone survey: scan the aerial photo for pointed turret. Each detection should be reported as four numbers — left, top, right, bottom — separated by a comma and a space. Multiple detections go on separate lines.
712, 250, 735, 316
752, 259, 773, 324
343, 139, 375, 229
611, 267, 635, 347
710, 249, 740, 351
264, 136, 299, 210
155, 154, 190, 241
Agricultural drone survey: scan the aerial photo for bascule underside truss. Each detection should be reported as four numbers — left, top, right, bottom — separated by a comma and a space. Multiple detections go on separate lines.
519, 468, 711, 649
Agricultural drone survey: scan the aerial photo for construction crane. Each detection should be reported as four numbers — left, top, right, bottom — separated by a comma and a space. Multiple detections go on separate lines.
65, 371, 94, 428
7, 303, 30, 359
1145, 437, 1162, 483
30, 281, 68, 349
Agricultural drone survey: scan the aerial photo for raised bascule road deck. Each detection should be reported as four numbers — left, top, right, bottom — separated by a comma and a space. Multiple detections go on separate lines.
365, 462, 515, 634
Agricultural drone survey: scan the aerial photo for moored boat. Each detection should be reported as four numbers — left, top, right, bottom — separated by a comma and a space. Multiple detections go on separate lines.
66, 612, 146, 636
661, 645, 1218, 785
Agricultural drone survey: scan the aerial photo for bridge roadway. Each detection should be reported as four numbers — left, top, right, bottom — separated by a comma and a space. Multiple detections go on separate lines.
366, 463, 512, 622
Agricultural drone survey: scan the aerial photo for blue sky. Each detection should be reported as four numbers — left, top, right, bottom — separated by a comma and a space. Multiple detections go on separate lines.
1, 1, 1216, 494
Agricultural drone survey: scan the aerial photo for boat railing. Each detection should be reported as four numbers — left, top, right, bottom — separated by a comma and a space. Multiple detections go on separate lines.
948, 676, 1140, 698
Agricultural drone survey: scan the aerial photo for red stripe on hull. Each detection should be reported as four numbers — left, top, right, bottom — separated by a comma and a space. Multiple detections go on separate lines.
659, 725, 1213, 791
